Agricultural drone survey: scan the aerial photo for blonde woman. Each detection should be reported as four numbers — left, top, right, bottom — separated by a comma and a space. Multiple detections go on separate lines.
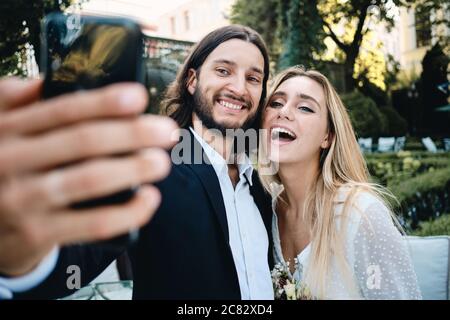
260, 66, 421, 299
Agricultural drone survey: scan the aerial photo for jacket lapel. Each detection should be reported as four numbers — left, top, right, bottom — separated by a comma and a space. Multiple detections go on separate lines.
182, 130, 230, 242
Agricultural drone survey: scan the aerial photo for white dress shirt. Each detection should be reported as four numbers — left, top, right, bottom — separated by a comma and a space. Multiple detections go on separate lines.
190, 128, 273, 300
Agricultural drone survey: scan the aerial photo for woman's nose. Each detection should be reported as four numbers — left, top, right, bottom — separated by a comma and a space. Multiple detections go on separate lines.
278, 104, 294, 120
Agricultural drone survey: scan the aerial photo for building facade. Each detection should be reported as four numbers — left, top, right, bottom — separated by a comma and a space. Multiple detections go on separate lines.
397, 6, 449, 75
156, 0, 234, 42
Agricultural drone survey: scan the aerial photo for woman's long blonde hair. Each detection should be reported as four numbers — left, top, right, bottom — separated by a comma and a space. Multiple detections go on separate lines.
259, 66, 399, 298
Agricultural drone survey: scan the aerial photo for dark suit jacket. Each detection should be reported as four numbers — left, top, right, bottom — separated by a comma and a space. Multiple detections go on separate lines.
15, 130, 273, 300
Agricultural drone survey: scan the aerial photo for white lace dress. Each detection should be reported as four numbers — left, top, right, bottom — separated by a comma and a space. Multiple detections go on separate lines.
272, 187, 422, 299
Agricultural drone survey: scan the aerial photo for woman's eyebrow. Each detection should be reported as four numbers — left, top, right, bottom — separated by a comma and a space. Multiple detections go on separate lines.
271, 91, 287, 98
297, 93, 321, 109
271, 91, 321, 109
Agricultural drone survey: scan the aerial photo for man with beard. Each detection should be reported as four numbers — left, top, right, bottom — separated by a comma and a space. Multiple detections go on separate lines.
7, 25, 274, 300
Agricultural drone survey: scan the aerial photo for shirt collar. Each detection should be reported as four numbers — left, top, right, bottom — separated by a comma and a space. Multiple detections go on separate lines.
189, 127, 253, 185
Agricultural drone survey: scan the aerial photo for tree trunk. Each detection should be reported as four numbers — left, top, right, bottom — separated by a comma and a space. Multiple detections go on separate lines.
343, 3, 369, 93
344, 52, 357, 92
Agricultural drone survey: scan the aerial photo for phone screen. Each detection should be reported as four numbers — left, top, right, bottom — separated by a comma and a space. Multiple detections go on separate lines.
42, 13, 144, 98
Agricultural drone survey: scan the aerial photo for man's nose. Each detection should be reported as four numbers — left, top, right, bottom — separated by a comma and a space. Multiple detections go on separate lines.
228, 75, 247, 97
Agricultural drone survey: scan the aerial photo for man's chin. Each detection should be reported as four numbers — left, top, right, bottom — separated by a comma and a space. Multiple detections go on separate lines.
215, 115, 255, 130
216, 121, 247, 131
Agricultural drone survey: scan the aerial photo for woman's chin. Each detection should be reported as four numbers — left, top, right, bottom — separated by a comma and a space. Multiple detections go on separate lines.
268, 152, 291, 164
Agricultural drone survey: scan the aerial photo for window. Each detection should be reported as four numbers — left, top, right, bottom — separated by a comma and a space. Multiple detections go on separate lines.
184, 11, 190, 31
415, 11, 432, 47
170, 16, 176, 35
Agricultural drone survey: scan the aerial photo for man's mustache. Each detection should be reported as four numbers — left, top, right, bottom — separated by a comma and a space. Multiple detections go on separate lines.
215, 93, 252, 109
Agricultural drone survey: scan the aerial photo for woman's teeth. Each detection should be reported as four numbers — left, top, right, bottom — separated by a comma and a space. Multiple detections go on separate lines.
271, 127, 297, 140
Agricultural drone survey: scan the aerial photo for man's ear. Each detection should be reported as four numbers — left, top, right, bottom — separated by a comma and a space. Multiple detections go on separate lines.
321, 131, 334, 149
186, 68, 197, 95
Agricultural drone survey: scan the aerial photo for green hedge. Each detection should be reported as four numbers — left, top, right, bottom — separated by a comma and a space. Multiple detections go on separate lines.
365, 151, 450, 161
411, 214, 450, 236
389, 167, 450, 203
364, 151, 450, 231
389, 167, 450, 230
365, 152, 450, 186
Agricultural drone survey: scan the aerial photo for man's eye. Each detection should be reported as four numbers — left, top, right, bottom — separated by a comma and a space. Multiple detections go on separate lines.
248, 76, 261, 84
216, 68, 230, 75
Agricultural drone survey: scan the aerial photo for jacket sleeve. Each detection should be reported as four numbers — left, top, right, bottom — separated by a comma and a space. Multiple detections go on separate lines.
12, 244, 123, 300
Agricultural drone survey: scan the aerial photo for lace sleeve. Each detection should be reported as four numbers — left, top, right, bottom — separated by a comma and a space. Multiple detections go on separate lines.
352, 199, 422, 299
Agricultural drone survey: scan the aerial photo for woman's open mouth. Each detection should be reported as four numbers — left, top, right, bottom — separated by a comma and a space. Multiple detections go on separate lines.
271, 126, 297, 145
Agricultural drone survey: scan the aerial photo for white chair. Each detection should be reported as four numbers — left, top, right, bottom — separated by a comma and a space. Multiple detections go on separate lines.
443, 138, 450, 152
394, 136, 406, 152
377, 137, 395, 152
358, 137, 372, 153
405, 236, 450, 300
422, 137, 439, 153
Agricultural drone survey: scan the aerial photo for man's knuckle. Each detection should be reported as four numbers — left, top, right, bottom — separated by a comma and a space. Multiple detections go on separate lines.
132, 119, 149, 145
134, 156, 151, 181
73, 125, 99, 154
88, 215, 111, 239
103, 88, 119, 108
76, 171, 100, 191
0, 118, 12, 136
51, 102, 78, 122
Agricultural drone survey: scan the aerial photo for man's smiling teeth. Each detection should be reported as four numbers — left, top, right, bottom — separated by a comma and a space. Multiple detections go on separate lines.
271, 127, 297, 139
219, 100, 243, 110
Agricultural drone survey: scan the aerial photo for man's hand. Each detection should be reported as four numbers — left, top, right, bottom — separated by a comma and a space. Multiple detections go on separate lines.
0, 77, 178, 276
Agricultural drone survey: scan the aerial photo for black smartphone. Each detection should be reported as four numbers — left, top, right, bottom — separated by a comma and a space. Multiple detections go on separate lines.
41, 12, 146, 247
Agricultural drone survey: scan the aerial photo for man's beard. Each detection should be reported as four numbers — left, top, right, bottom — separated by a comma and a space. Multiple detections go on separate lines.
191, 85, 258, 136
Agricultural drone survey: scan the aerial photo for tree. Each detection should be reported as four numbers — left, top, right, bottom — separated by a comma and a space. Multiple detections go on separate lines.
231, 0, 449, 92
319, 0, 448, 92
231, 0, 286, 71
341, 90, 388, 138
232, 0, 325, 72
419, 43, 450, 135
317, 0, 393, 91
0, 0, 82, 77
277, 0, 326, 70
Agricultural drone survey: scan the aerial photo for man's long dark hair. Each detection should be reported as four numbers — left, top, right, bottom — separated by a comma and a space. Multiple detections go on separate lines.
161, 25, 270, 130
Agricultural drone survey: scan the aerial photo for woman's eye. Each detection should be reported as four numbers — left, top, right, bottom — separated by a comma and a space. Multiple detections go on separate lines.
269, 101, 283, 108
298, 106, 313, 113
